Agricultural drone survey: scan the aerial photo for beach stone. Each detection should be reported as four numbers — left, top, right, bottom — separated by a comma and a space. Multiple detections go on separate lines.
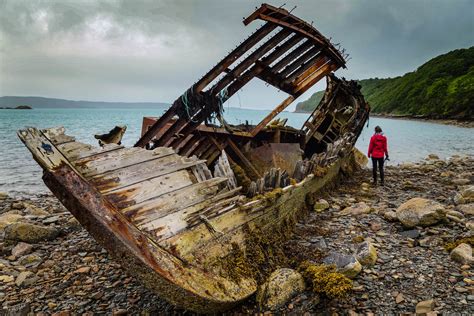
18, 253, 42, 266
416, 299, 435, 314
0, 212, 23, 229
323, 252, 362, 279
1, 303, 30, 316
12, 242, 33, 257
400, 229, 420, 239
466, 221, 474, 231
15, 271, 37, 287
427, 154, 440, 160
454, 186, 474, 205
0, 275, 14, 283
450, 243, 473, 265
452, 178, 471, 186
355, 241, 377, 267
314, 199, 330, 212
256, 268, 305, 310
0, 192, 8, 200
4, 222, 60, 243
10, 201, 25, 210
24, 204, 49, 216
383, 210, 398, 222
395, 198, 445, 228
340, 202, 371, 216
457, 203, 474, 216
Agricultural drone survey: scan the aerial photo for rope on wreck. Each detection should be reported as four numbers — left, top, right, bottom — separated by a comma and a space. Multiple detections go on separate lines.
181, 85, 198, 123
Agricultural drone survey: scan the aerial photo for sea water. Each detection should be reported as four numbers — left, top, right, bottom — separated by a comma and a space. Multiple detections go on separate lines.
1, 107, 473, 196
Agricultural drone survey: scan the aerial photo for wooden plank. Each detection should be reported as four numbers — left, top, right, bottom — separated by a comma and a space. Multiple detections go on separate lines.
17, 128, 71, 171
92, 156, 207, 193
140, 187, 243, 240
105, 169, 193, 210
56, 141, 124, 162
194, 22, 277, 92
125, 178, 230, 226
211, 28, 292, 94
78, 147, 176, 178
227, 139, 261, 178
251, 95, 296, 137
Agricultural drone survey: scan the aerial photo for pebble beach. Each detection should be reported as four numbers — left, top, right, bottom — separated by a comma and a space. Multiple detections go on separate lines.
1, 153, 473, 315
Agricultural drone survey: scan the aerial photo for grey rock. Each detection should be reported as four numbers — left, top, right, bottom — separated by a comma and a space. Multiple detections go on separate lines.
256, 268, 305, 311
400, 229, 420, 239
323, 252, 362, 279
4, 222, 60, 243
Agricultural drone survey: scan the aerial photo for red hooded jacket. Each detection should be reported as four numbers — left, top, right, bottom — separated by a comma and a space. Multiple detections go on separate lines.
368, 133, 388, 159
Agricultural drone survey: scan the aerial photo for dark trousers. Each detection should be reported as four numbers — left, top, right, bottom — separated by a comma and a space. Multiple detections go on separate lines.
371, 157, 384, 184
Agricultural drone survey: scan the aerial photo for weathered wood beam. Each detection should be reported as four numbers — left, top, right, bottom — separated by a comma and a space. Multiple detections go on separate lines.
250, 95, 295, 137
194, 23, 277, 92
278, 46, 320, 78
227, 139, 261, 178
293, 62, 336, 94
270, 40, 313, 73
292, 57, 330, 87
283, 52, 325, 84
210, 28, 292, 94
225, 35, 304, 98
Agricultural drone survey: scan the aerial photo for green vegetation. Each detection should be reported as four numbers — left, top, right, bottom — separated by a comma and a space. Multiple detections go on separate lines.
295, 90, 324, 113
295, 47, 474, 119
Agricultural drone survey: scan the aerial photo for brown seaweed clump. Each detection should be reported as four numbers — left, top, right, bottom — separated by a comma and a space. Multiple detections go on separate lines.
444, 236, 474, 252
299, 261, 352, 299
217, 216, 297, 284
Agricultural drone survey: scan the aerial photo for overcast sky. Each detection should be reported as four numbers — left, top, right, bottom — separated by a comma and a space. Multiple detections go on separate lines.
0, 0, 473, 110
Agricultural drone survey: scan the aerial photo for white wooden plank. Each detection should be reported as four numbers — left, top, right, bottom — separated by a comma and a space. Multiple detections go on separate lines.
92, 156, 206, 193
105, 169, 193, 209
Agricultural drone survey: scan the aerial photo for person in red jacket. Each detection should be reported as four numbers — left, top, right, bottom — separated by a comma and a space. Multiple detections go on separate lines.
368, 126, 389, 185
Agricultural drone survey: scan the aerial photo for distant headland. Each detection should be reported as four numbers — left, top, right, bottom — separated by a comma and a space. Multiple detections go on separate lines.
0, 96, 170, 109
295, 46, 474, 121
0, 105, 32, 110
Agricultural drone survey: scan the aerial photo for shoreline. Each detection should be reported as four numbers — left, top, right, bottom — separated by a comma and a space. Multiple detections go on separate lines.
369, 113, 474, 128
0, 153, 473, 314
293, 110, 474, 128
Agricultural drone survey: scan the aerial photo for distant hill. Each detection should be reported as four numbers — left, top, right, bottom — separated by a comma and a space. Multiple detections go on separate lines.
295, 47, 474, 119
0, 96, 170, 109
294, 90, 325, 113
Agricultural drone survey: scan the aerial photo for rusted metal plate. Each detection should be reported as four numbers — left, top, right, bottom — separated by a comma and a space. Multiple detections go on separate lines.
248, 143, 303, 175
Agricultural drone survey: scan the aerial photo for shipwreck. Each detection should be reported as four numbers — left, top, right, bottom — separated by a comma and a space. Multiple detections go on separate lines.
18, 3, 369, 313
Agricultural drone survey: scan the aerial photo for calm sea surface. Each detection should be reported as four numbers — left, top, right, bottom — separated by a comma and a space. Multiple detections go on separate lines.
1, 107, 473, 196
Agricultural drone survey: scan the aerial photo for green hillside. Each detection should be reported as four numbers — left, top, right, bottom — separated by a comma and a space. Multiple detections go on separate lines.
295, 47, 474, 119
294, 90, 325, 113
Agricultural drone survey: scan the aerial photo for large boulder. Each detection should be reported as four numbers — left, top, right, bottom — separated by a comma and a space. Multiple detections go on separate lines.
256, 268, 305, 311
323, 252, 362, 279
454, 186, 474, 205
4, 222, 60, 243
355, 241, 377, 267
395, 198, 445, 228
450, 243, 473, 265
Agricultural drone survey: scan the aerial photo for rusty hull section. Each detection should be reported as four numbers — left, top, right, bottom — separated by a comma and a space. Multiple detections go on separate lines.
42, 164, 256, 313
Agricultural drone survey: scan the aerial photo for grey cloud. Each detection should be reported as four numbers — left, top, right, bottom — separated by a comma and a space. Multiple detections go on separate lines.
0, 0, 473, 108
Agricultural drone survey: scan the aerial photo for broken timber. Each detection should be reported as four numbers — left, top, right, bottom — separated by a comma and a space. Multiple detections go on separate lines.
18, 3, 370, 313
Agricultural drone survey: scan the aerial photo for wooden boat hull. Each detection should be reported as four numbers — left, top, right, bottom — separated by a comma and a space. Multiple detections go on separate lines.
18, 126, 360, 313
17, 3, 370, 312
